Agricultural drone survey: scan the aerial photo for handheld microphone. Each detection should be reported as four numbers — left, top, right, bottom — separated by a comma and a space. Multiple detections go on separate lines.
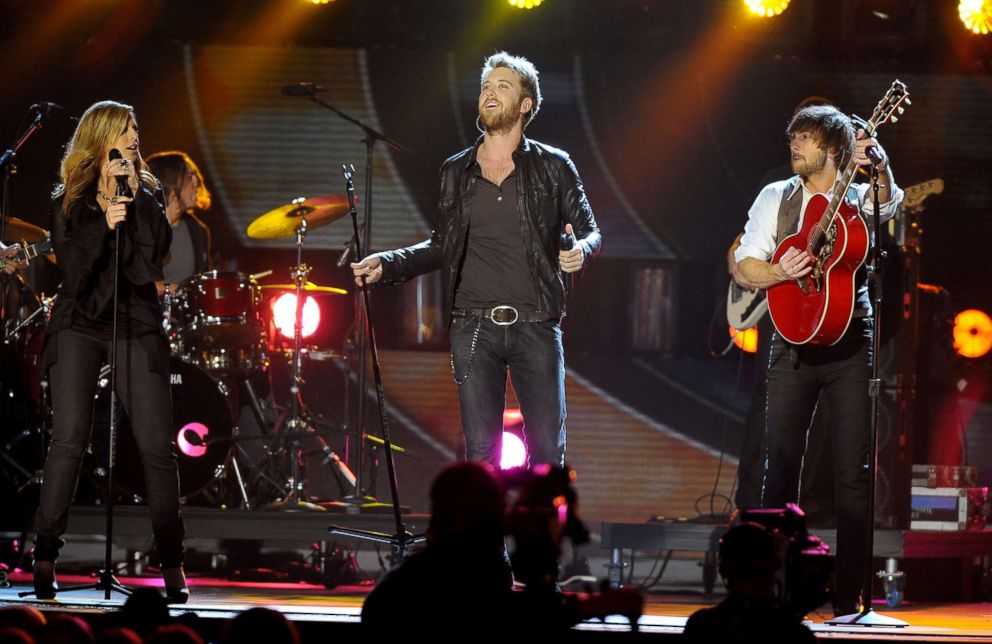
865, 145, 885, 167
108, 148, 132, 198
281, 82, 325, 96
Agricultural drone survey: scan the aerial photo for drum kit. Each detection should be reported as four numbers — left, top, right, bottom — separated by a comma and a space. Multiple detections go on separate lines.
0, 194, 368, 510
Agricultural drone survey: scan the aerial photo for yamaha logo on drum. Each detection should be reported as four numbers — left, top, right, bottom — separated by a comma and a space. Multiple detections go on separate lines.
171, 373, 183, 386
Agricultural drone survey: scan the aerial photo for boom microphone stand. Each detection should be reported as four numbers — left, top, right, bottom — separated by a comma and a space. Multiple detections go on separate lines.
281, 82, 412, 508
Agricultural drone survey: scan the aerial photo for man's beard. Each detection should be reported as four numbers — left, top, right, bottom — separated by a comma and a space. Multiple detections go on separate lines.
479, 99, 522, 134
791, 147, 828, 178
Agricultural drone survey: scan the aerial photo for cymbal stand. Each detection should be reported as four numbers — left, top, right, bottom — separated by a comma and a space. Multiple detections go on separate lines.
265, 211, 351, 510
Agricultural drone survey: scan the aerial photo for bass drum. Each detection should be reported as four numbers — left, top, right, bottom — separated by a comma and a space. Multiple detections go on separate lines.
88, 357, 233, 503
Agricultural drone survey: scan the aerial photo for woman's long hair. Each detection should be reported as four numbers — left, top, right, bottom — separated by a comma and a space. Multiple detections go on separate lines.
55, 100, 156, 219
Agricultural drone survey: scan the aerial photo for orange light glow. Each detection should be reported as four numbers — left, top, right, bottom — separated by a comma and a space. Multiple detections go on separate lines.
960, 0, 992, 34
509, 0, 544, 8
744, 0, 791, 17
954, 309, 992, 358
730, 326, 759, 353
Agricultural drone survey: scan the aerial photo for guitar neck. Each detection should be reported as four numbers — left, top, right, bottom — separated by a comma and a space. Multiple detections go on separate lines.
817, 156, 861, 235
0, 238, 51, 269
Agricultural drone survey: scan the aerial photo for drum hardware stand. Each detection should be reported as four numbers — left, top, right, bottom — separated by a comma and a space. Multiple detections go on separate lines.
827, 147, 907, 628
327, 166, 422, 560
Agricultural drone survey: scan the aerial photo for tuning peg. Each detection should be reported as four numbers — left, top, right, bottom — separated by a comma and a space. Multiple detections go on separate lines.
890, 116, 898, 123
904, 97, 912, 106
897, 107, 905, 115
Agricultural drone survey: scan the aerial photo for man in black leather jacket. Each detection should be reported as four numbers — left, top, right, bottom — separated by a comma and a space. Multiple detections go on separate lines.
352, 51, 600, 467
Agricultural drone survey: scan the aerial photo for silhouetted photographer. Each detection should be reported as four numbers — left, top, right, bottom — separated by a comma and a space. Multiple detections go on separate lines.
361, 462, 641, 633
684, 505, 830, 643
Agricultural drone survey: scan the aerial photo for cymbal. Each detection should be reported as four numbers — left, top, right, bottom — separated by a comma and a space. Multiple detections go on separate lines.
260, 282, 348, 295
2, 217, 47, 244
247, 194, 351, 240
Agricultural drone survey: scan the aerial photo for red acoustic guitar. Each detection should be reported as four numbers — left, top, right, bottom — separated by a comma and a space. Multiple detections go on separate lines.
768, 80, 910, 346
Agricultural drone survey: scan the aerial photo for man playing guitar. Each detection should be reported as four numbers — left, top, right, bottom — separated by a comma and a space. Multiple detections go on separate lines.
732, 104, 903, 616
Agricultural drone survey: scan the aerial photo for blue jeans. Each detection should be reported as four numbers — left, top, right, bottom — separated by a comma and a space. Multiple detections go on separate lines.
761, 319, 872, 612
450, 315, 566, 467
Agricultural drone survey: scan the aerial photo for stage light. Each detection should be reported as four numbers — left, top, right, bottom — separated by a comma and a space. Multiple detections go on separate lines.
177, 423, 209, 458
960, 0, 992, 34
509, 0, 544, 9
729, 325, 759, 353
307, 0, 334, 4
272, 292, 321, 340
744, 0, 791, 17
501, 408, 528, 469
954, 309, 992, 358
501, 432, 528, 470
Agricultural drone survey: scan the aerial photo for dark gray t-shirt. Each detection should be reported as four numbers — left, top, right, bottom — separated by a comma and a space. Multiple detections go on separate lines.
163, 218, 196, 285
453, 170, 538, 310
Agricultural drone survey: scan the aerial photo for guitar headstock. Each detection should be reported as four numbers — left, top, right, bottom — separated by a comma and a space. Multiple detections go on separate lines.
867, 80, 910, 134
903, 178, 944, 210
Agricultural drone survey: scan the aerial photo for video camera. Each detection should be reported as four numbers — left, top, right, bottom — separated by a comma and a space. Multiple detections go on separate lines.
501, 464, 589, 590
740, 503, 834, 617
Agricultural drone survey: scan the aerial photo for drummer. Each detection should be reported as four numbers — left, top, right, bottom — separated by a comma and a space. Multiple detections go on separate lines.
145, 151, 213, 291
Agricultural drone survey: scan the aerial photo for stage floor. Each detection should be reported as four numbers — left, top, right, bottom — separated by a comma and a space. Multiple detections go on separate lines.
3, 572, 992, 640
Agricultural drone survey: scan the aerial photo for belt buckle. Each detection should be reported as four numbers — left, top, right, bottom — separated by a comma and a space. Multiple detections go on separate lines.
489, 305, 518, 326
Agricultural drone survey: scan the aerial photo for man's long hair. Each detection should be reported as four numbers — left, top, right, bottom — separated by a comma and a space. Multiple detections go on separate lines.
55, 100, 156, 219
145, 150, 213, 211
786, 105, 856, 169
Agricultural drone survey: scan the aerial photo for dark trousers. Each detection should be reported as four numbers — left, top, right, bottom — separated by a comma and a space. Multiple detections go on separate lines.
735, 314, 835, 520
760, 321, 871, 611
34, 328, 185, 567
450, 316, 565, 467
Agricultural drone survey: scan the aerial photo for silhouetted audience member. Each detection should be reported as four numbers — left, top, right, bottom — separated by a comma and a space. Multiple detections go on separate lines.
93, 627, 142, 644
0, 627, 33, 644
220, 608, 299, 644
120, 587, 170, 637
38, 613, 93, 644
683, 522, 816, 643
0, 607, 46, 641
143, 624, 203, 644
362, 462, 514, 631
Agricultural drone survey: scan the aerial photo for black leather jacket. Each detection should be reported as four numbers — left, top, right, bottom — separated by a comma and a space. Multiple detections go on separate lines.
377, 136, 601, 325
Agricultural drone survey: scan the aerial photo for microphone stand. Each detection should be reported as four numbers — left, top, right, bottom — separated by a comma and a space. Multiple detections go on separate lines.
827, 154, 907, 627
326, 166, 423, 562
286, 83, 413, 509
1, 107, 48, 334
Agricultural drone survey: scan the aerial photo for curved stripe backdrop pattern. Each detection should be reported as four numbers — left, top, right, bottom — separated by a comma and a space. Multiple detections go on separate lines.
184, 45, 428, 253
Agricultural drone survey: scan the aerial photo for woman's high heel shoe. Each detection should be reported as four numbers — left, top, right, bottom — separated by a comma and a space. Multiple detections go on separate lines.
162, 566, 189, 604
33, 561, 58, 600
